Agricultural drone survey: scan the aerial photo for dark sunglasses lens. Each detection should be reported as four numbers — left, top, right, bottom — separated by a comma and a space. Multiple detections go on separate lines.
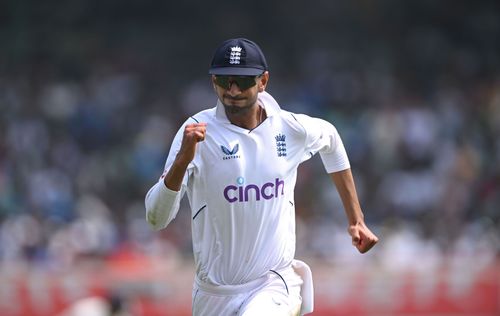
215, 76, 230, 89
235, 77, 256, 90
215, 76, 256, 90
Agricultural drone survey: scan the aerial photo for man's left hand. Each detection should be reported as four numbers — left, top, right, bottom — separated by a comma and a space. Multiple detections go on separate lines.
348, 222, 379, 253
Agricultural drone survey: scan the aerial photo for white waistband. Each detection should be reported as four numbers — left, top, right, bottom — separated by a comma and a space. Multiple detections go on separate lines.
194, 266, 292, 296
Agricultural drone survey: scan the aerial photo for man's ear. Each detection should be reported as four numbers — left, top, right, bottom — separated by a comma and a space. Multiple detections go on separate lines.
258, 71, 269, 92
211, 75, 218, 91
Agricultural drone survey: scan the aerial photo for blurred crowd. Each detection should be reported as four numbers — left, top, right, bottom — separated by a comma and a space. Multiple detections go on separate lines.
0, 0, 499, 274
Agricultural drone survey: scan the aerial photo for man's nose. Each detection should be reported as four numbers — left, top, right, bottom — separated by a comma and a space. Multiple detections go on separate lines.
226, 82, 242, 96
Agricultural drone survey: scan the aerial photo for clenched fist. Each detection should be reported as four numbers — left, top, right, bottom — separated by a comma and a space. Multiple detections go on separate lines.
163, 122, 207, 192
348, 221, 379, 253
176, 123, 207, 165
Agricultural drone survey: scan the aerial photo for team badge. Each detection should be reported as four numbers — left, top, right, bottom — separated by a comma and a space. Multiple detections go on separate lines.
229, 46, 242, 64
275, 134, 287, 157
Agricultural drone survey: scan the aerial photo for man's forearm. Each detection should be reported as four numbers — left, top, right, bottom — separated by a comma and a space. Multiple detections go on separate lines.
331, 168, 379, 253
329, 168, 364, 225
164, 159, 190, 191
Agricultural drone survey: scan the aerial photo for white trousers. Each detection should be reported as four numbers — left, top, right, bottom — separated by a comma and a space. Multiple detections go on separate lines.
191, 260, 314, 316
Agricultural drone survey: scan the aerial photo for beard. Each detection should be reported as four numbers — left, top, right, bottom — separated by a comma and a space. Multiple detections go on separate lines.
221, 93, 259, 116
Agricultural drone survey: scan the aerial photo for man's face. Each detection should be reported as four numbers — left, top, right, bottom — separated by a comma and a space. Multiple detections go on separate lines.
212, 72, 269, 115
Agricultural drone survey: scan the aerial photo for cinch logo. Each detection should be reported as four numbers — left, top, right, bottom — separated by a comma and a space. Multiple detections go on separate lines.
221, 144, 240, 160
223, 177, 285, 203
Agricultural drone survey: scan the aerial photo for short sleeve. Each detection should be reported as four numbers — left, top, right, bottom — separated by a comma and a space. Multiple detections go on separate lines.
295, 114, 350, 173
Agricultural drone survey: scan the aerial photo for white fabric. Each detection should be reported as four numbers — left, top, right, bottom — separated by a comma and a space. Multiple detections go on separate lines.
292, 260, 314, 315
192, 266, 303, 316
145, 91, 349, 286
144, 178, 182, 230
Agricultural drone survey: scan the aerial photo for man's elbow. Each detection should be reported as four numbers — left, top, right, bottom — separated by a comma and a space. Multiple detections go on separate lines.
145, 208, 168, 231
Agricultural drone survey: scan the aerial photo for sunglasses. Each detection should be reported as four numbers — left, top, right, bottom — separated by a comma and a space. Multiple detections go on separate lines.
214, 75, 260, 90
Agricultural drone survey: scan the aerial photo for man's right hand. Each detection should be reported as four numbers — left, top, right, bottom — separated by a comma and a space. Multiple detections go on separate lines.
163, 123, 207, 191
176, 123, 207, 164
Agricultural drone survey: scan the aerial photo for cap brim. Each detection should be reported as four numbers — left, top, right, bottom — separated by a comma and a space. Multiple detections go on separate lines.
209, 67, 265, 76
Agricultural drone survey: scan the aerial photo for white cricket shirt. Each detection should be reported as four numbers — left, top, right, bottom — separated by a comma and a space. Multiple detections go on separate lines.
145, 91, 350, 286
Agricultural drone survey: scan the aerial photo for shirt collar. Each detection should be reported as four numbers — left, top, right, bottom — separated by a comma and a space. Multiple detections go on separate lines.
215, 91, 280, 122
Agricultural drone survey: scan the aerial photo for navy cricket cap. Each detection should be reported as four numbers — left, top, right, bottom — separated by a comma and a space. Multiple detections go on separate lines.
209, 38, 268, 76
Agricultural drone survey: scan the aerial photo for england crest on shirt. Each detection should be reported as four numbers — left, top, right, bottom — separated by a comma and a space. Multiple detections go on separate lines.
275, 133, 287, 157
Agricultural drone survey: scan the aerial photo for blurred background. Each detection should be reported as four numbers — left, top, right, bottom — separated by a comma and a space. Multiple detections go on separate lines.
1, 0, 499, 315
